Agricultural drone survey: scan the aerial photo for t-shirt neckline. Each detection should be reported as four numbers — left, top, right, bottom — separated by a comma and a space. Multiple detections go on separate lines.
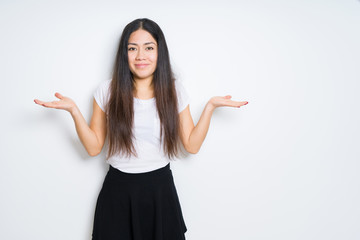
134, 97, 155, 103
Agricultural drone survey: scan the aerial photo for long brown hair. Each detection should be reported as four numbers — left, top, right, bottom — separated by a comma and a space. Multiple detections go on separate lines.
105, 18, 181, 160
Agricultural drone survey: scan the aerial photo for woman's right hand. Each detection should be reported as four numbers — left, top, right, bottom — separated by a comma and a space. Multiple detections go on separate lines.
34, 93, 107, 156
34, 92, 77, 114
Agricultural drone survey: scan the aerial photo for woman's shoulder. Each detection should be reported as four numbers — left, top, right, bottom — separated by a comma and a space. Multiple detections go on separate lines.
94, 79, 112, 112
174, 79, 186, 91
94, 78, 112, 94
174, 79, 190, 112
98, 78, 112, 89
174, 79, 189, 95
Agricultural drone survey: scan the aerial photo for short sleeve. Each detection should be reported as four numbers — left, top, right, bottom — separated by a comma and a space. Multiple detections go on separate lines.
93, 79, 111, 112
175, 80, 190, 113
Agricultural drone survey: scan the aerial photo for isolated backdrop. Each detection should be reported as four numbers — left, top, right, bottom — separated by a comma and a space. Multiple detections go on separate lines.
1, 0, 359, 239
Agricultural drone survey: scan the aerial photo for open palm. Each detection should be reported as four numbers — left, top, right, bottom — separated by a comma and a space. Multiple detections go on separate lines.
34, 92, 76, 113
209, 95, 248, 108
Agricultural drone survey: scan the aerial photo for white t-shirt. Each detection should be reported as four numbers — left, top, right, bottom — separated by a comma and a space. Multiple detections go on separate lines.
93, 79, 190, 173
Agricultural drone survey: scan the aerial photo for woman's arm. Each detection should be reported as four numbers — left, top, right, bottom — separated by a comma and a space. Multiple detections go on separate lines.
179, 95, 248, 154
34, 93, 107, 156
71, 99, 107, 156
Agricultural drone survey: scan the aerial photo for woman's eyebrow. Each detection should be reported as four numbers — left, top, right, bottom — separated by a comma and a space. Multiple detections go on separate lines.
128, 42, 157, 46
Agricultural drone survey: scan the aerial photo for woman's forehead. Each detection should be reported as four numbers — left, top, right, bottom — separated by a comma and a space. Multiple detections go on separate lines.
128, 29, 157, 45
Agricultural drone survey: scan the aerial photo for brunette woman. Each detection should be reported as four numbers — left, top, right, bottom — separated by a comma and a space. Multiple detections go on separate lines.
34, 18, 248, 240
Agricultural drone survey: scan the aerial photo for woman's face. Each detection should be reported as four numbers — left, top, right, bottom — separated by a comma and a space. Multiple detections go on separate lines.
127, 29, 158, 81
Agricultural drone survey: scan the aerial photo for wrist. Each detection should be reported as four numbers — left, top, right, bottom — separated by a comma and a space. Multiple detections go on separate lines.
69, 105, 80, 116
205, 101, 216, 112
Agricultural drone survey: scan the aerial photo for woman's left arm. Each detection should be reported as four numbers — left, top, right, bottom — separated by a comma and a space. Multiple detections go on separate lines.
179, 95, 248, 154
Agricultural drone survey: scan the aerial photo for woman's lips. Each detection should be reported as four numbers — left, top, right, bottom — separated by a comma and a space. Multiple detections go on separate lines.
135, 64, 149, 68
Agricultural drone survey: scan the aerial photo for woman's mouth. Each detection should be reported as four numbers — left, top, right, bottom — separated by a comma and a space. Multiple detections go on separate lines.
135, 64, 149, 68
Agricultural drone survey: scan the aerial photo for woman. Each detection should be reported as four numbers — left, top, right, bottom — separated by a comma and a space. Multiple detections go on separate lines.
34, 18, 248, 240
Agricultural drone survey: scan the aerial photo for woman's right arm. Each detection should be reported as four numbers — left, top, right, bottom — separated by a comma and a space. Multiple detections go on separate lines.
34, 93, 107, 156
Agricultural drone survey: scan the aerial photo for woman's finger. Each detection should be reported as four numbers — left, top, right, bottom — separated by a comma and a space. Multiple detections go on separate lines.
34, 99, 49, 106
237, 101, 249, 107
34, 99, 57, 108
34, 94, 75, 112
211, 96, 248, 108
55, 92, 64, 99
223, 96, 245, 105
43, 101, 57, 108
221, 97, 247, 106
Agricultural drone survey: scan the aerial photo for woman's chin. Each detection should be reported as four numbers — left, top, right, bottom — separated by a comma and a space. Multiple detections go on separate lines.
133, 73, 154, 81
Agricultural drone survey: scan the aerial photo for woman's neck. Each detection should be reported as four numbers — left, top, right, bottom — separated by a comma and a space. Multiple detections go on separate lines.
133, 77, 154, 99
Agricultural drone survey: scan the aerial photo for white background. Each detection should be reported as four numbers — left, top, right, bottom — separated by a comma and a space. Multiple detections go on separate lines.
1, 0, 359, 239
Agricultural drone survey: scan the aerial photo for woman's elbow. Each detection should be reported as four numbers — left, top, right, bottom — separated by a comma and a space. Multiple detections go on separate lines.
87, 147, 102, 157
185, 145, 200, 154
88, 151, 99, 157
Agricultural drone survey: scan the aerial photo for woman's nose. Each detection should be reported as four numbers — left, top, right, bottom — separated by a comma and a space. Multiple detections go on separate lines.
135, 49, 145, 60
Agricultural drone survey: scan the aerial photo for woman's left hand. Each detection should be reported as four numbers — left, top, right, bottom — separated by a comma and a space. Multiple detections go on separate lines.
208, 95, 248, 109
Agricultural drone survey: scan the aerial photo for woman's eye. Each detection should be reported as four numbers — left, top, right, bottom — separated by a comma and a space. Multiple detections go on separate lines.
146, 47, 154, 50
128, 47, 136, 51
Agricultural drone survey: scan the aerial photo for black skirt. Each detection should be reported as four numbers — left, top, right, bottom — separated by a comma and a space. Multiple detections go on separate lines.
92, 163, 187, 240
